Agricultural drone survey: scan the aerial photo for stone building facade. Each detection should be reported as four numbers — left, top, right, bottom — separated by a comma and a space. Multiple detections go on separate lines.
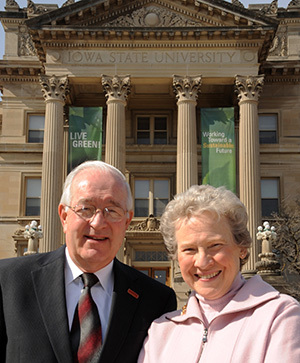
0, 0, 300, 303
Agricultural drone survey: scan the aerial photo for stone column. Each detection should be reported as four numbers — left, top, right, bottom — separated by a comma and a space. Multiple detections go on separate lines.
235, 75, 264, 275
173, 75, 202, 194
102, 75, 131, 174
39, 75, 69, 252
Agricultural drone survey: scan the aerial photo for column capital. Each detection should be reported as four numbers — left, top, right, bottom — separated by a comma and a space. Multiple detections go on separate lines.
39, 75, 69, 103
235, 75, 264, 104
102, 74, 131, 102
173, 75, 202, 103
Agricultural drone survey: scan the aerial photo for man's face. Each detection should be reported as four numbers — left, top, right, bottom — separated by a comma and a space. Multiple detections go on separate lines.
59, 169, 133, 272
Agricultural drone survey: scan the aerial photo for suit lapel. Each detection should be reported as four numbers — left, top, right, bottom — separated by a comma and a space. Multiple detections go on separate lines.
99, 259, 140, 362
31, 247, 73, 363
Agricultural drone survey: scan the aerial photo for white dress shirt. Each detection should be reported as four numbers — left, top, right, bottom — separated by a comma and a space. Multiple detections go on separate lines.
64, 247, 114, 340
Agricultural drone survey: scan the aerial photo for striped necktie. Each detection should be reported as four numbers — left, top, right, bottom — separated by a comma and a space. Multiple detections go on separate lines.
71, 273, 102, 363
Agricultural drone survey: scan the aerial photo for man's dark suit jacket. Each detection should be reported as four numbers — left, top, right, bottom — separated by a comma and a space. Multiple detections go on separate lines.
0, 245, 177, 363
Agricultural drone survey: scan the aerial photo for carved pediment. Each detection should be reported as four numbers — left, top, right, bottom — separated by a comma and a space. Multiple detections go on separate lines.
26, 0, 278, 29
24, 0, 278, 64
104, 5, 202, 27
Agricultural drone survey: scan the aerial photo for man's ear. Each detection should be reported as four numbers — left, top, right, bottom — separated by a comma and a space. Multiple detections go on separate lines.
125, 210, 134, 229
58, 204, 68, 232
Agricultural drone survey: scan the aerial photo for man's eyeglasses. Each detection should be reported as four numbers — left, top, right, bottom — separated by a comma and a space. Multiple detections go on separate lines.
66, 204, 127, 222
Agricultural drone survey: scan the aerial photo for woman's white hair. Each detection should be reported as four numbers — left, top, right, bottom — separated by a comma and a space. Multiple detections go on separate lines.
160, 184, 252, 266
59, 160, 133, 210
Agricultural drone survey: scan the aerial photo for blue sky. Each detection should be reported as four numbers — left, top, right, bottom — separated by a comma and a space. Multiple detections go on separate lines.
0, 0, 291, 59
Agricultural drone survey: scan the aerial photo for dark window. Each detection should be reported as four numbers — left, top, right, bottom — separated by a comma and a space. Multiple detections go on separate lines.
259, 114, 277, 144
137, 117, 150, 144
25, 178, 41, 216
261, 179, 279, 217
28, 115, 45, 143
154, 117, 167, 144
137, 115, 168, 145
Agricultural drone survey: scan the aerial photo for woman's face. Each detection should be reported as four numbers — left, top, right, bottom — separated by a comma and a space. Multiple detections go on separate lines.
176, 212, 247, 300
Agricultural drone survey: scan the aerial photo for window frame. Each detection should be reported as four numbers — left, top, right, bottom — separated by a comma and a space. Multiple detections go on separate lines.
133, 266, 171, 286
258, 113, 278, 144
133, 177, 171, 218
261, 178, 280, 218
134, 112, 170, 145
26, 113, 45, 143
21, 174, 42, 217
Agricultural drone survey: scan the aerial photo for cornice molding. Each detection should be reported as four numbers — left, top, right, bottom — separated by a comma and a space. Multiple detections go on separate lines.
1, 73, 298, 85
260, 144, 300, 152
30, 27, 274, 63
0, 143, 43, 152
0, 17, 25, 25
279, 18, 300, 25
0, 62, 42, 80
43, 40, 263, 48
0, 75, 40, 82
261, 61, 300, 78
264, 75, 300, 83
31, 27, 273, 46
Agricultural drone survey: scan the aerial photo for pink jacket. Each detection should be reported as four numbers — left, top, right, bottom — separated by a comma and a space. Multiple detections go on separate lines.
138, 275, 300, 362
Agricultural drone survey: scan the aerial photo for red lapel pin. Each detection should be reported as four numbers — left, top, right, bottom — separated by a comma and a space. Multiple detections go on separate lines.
127, 288, 139, 299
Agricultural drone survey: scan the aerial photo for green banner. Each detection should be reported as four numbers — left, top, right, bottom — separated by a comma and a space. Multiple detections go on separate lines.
201, 108, 236, 192
68, 107, 103, 172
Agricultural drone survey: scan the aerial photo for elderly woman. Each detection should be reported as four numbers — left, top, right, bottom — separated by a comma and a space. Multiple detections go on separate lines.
138, 185, 300, 362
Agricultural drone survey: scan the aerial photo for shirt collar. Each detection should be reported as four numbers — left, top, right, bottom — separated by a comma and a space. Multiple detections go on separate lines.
65, 246, 114, 295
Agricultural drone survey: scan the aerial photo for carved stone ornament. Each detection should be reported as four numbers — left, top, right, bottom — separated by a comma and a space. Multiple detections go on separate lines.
268, 26, 287, 57
235, 75, 264, 103
101, 75, 131, 102
23, 220, 43, 256
12, 228, 25, 254
127, 215, 160, 231
13, 229, 25, 236
5, 0, 19, 10
173, 75, 202, 103
256, 221, 281, 275
27, 0, 36, 14
287, 0, 300, 10
261, 0, 278, 15
19, 32, 37, 56
62, 0, 75, 7
231, 0, 245, 8
39, 75, 69, 102
104, 6, 200, 27
27, 0, 55, 15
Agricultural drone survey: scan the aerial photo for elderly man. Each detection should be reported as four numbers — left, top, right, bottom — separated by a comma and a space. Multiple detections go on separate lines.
0, 161, 177, 363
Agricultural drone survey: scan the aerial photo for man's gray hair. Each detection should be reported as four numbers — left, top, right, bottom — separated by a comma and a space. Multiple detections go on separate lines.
59, 160, 133, 210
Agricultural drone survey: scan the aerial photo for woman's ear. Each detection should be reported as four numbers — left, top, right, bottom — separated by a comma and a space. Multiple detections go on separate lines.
239, 248, 248, 260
